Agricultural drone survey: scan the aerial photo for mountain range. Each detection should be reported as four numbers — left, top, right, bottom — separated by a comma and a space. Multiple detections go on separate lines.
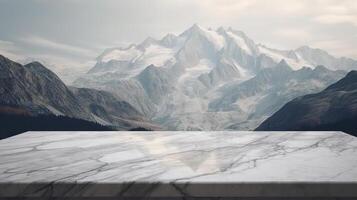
73, 24, 356, 130
1, 24, 356, 133
256, 70, 357, 136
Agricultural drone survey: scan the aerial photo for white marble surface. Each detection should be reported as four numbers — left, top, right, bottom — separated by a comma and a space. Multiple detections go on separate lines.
0, 131, 357, 197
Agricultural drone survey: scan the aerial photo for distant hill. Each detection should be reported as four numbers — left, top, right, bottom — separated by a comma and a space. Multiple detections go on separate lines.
256, 71, 357, 136
0, 113, 114, 139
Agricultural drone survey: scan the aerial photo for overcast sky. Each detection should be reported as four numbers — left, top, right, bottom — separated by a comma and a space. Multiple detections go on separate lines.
0, 0, 356, 70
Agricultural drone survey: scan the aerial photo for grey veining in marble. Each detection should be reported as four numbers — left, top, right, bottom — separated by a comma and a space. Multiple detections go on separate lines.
0, 131, 357, 198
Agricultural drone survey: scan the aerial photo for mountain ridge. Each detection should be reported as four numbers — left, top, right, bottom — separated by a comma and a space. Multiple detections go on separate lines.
0, 55, 159, 130
256, 70, 357, 136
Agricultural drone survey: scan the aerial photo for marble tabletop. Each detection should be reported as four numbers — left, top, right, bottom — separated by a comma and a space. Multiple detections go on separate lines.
0, 131, 357, 198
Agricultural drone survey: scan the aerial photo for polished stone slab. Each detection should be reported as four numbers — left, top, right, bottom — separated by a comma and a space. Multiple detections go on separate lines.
0, 131, 356, 199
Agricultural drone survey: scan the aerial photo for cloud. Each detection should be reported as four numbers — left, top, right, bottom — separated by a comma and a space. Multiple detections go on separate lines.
311, 38, 357, 58
0, 37, 97, 82
0, 39, 23, 60
189, 0, 306, 17
21, 36, 96, 57
314, 14, 357, 26
312, 0, 357, 26
1, 0, 356, 65
0, 49, 20, 61
194, 0, 258, 18
273, 29, 312, 40
0, 40, 15, 49
185, 0, 357, 26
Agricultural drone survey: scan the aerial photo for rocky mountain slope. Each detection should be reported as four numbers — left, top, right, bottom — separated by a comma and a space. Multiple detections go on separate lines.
0, 55, 91, 120
210, 61, 346, 130
74, 25, 354, 130
256, 71, 357, 136
70, 87, 159, 130
0, 55, 157, 130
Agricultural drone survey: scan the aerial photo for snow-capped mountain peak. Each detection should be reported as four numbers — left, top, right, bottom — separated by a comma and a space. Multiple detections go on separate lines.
90, 24, 357, 83
74, 25, 357, 131
138, 37, 159, 49
180, 23, 202, 36
160, 33, 179, 47
224, 28, 257, 56
180, 24, 226, 51
257, 44, 312, 70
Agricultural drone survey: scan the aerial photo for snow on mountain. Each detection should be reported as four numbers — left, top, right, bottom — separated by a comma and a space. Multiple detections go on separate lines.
210, 61, 346, 130
256, 70, 357, 136
100, 45, 141, 63
295, 46, 357, 71
180, 24, 226, 51
93, 24, 347, 78
225, 29, 254, 56
73, 24, 357, 130
138, 44, 175, 67
258, 45, 308, 70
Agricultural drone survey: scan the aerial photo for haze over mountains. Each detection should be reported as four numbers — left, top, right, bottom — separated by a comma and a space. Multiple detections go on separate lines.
73, 24, 356, 130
